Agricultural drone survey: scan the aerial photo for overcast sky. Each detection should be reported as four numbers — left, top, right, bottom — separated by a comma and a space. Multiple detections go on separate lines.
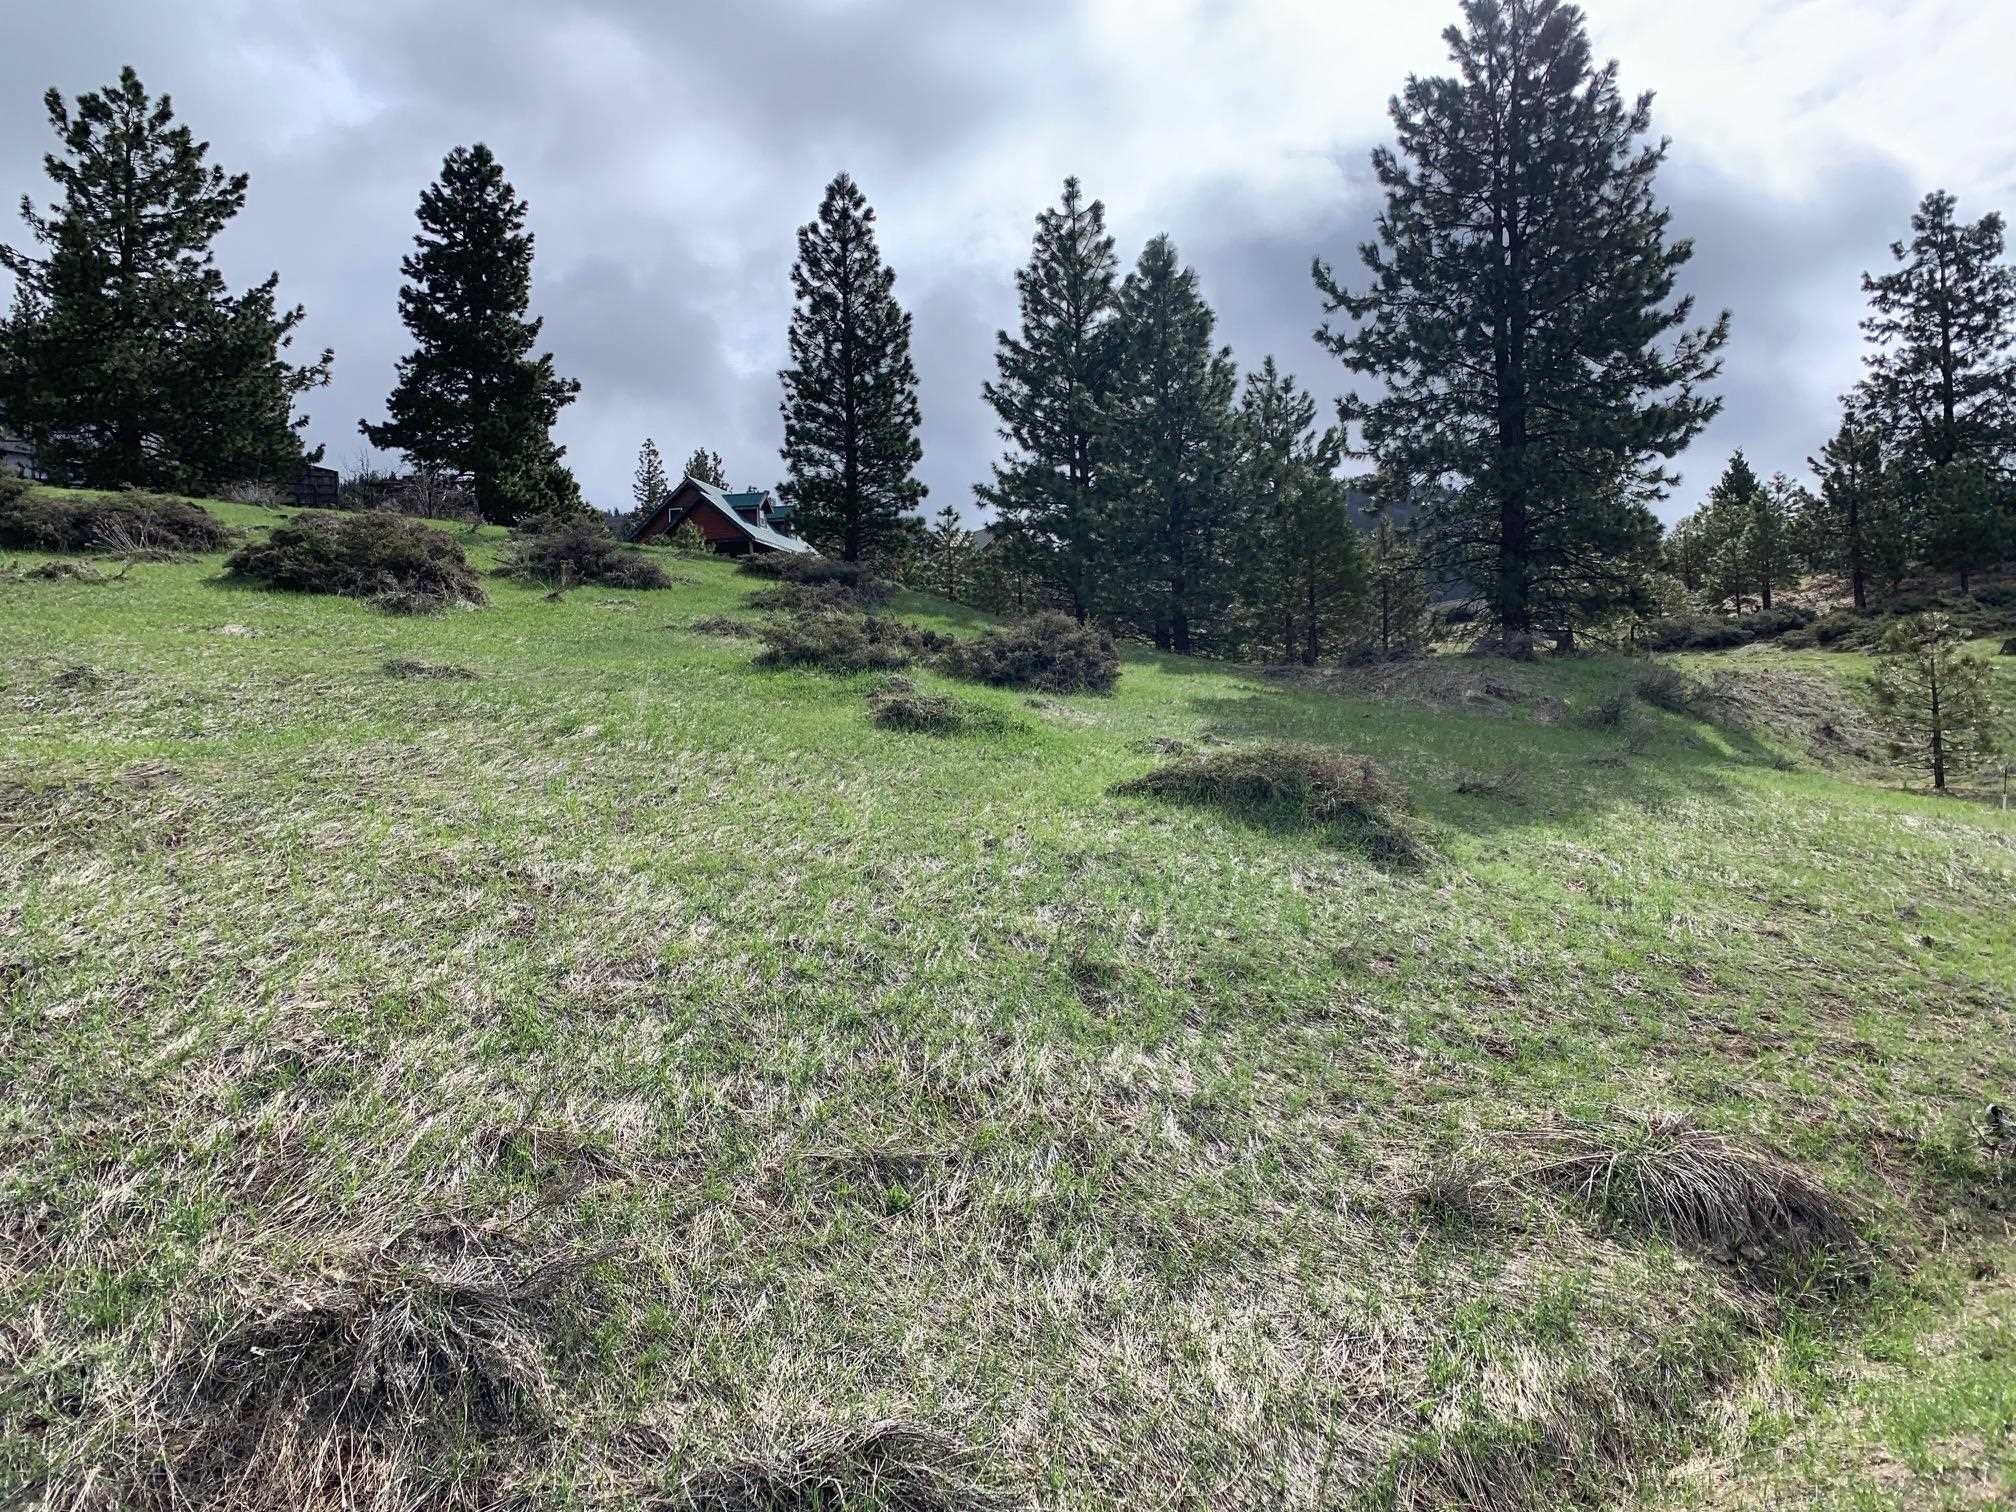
6, 0, 2013, 521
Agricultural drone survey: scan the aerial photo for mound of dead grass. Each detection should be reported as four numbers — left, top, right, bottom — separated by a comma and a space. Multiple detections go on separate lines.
679, 1419, 1016, 1511
0, 485, 233, 556
1697, 665, 1886, 768
226, 511, 485, 611
110, 1222, 603, 1512
688, 614, 764, 639
866, 677, 975, 735
1113, 742, 1423, 861
1517, 1109, 1861, 1277
383, 657, 480, 681
754, 611, 950, 675
939, 612, 1119, 695
499, 522, 671, 591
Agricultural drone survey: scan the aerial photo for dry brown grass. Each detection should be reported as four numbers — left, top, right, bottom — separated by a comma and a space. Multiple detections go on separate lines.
382, 657, 481, 681
676, 1420, 1017, 1510
1113, 742, 1425, 862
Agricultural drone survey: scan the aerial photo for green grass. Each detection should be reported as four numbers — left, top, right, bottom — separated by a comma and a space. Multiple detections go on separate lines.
3, 494, 2014, 1509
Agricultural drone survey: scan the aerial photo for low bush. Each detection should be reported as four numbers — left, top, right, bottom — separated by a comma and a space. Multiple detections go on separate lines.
689, 615, 764, 639
1642, 605, 1815, 653
2002, 636, 2016, 657
1633, 664, 1699, 713
739, 553, 884, 592
1576, 689, 1634, 728
226, 511, 486, 609
0, 484, 233, 556
754, 610, 948, 674
940, 612, 1120, 695
745, 578, 893, 612
1114, 742, 1421, 860
500, 522, 671, 590
866, 676, 971, 735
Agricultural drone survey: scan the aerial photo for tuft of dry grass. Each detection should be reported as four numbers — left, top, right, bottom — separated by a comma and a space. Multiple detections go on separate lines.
688, 614, 764, 639
1517, 1109, 1861, 1275
382, 657, 481, 681
677, 1420, 1018, 1511
866, 677, 971, 735
1113, 741, 1424, 861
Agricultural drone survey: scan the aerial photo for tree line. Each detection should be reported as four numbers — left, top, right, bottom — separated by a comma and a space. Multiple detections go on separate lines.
4, 0, 2012, 661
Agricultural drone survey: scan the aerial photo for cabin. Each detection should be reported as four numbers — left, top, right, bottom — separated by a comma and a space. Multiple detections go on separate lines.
630, 476, 813, 556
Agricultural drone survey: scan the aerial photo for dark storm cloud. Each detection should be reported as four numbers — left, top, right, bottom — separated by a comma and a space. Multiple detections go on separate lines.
2, 1, 2001, 520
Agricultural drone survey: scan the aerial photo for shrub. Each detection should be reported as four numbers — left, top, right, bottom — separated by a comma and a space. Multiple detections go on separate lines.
500, 522, 671, 590
689, 615, 764, 639
1576, 689, 1634, 728
1633, 665, 1698, 713
0, 485, 232, 556
745, 578, 894, 612
663, 521, 710, 556
739, 553, 885, 591
1114, 742, 1421, 860
2001, 636, 2016, 657
754, 610, 947, 674
940, 612, 1120, 695
226, 511, 485, 609
866, 676, 970, 734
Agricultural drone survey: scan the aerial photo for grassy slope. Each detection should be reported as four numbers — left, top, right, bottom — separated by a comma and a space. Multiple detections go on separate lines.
2, 497, 2013, 1508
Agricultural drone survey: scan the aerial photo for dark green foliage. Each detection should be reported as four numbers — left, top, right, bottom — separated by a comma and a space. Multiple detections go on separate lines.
1112, 742, 1419, 859
753, 611, 948, 674
0, 68, 331, 490
500, 522, 671, 590
1103, 236, 1238, 652
0, 487, 231, 555
361, 145, 581, 525
866, 677, 972, 735
1872, 612, 2002, 789
1355, 515, 1432, 655
683, 447, 727, 488
226, 512, 484, 608
979, 178, 1120, 621
1234, 358, 1365, 664
1641, 605, 1813, 652
939, 611, 1120, 694
1316, 0, 1726, 637
632, 438, 669, 517
1803, 418, 1906, 611
778, 174, 925, 561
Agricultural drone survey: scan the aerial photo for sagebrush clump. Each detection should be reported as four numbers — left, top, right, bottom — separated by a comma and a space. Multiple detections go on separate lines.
0, 483, 233, 556
739, 553, 886, 591
226, 511, 486, 609
500, 522, 671, 590
754, 610, 950, 674
940, 612, 1120, 695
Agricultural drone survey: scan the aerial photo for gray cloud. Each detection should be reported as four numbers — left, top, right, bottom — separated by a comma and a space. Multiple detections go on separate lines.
4, 0, 2007, 522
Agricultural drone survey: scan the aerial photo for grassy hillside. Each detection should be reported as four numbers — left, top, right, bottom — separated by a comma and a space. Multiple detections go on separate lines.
3, 496, 2013, 1509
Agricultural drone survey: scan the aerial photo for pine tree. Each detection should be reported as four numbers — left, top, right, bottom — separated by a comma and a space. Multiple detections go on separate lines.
0, 67, 330, 490
1690, 451, 1774, 611
1105, 236, 1238, 652
778, 173, 925, 561
1357, 515, 1433, 655
362, 144, 581, 525
1858, 192, 2016, 590
1233, 358, 1365, 664
979, 178, 1120, 621
1873, 612, 2000, 790
1804, 417, 1891, 611
1315, 0, 1727, 642
923, 503, 977, 601
683, 447, 727, 488
633, 437, 669, 514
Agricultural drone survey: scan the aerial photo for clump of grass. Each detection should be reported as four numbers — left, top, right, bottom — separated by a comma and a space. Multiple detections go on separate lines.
1519, 1109, 1861, 1275
499, 522, 671, 591
867, 676, 971, 735
1575, 688, 1634, 729
4, 558, 125, 584
939, 611, 1119, 695
754, 611, 949, 675
383, 657, 480, 681
745, 578, 895, 612
680, 1419, 1016, 1512
1454, 765, 1529, 802
1113, 741, 1423, 860
688, 615, 763, 638
1634, 664, 1699, 714
0, 484, 233, 556
87, 1222, 602, 1512
738, 552, 885, 591
226, 511, 486, 610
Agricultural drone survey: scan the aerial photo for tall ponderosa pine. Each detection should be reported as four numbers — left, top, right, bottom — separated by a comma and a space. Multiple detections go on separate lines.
778, 173, 925, 561
1234, 358, 1365, 664
0, 67, 330, 489
362, 144, 581, 525
979, 178, 1120, 621
683, 447, 727, 488
1857, 192, 2016, 590
1804, 418, 1892, 611
1105, 236, 1238, 652
633, 437, 669, 514
1316, 0, 1727, 640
